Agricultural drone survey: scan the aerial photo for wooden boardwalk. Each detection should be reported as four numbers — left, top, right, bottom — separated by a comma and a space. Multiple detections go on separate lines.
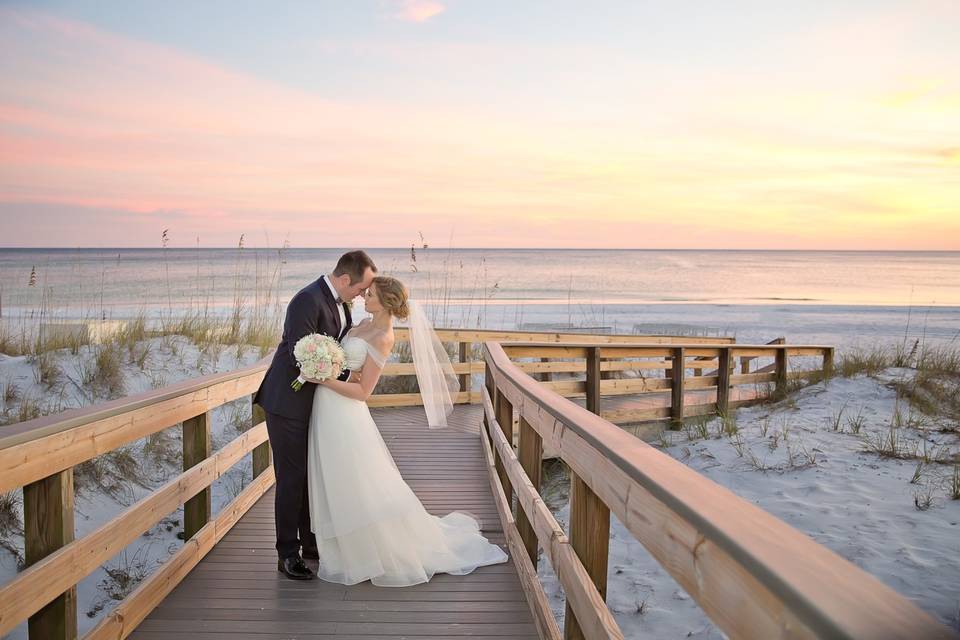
128, 405, 540, 640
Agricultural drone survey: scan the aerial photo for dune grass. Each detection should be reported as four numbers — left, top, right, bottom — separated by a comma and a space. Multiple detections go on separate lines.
836, 340, 960, 431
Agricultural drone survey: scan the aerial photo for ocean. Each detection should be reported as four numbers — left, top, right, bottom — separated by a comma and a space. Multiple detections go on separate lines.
1, 248, 958, 348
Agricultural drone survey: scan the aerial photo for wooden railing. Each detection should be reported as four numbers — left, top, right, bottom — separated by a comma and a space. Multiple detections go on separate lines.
372, 328, 735, 409
480, 340, 955, 640
0, 361, 275, 640
501, 341, 834, 425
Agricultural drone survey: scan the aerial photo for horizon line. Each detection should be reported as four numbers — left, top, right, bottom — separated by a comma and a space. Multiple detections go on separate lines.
0, 246, 959, 253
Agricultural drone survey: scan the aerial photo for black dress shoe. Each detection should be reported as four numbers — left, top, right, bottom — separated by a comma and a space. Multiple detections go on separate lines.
277, 556, 315, 580
302, 547, 319, 560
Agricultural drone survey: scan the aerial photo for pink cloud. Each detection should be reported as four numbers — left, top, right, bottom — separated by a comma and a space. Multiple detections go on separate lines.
393, 0, 445, 23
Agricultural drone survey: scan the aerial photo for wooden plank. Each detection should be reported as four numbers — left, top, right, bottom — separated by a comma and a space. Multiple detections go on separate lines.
731, 347, 779, 357
730, 372, 777, 386
602, 378, 672, 393
503, 345, 589, 359
0, 369, 266, 493
516, 417, 542, 567
250, 398, 270, 479
786, 347, 829, 356
684, 375, 718, 390
539, 378, 672, 397
407, 328, 735, 345
539, 356, 553, 382
382, 361, 482, 376
153, 598, 532, 611
514, 360, 679, 374
600, 406, 671, 424
597, 346, 672, 359
564, 474, 611, 640
367, 391, 476, 408
537, 380, 585, 396
494, 389, 514, 508
23, 469, 77, 640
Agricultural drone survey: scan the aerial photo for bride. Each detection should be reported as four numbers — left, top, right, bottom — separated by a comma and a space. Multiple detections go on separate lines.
304, 275, 508, 587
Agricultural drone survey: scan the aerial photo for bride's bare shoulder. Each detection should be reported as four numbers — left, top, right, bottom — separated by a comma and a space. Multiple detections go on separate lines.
369, 329, 395, 352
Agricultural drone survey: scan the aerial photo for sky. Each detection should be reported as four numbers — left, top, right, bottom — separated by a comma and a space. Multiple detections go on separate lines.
0, 0, 958, 249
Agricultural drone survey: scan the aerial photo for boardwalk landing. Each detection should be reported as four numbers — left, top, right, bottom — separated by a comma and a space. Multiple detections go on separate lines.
129, 405, 540, 640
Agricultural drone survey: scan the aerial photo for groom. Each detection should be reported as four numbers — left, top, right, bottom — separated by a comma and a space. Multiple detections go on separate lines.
254, 250, 377, 579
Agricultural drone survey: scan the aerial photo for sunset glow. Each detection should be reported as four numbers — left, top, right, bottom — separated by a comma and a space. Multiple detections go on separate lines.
1, 1, 958, 249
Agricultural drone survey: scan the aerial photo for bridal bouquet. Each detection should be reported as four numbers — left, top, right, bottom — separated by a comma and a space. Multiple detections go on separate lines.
291, 334, 346, 391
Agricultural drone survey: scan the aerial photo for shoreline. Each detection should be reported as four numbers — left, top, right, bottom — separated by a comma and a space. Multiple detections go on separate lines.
2, 247, 960, 253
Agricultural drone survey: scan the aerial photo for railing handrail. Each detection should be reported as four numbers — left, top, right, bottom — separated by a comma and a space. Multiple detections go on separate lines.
482, 340, 953, 640
0, 357, 271, 451
500, 341, 831, 350
1, 330, 728, 451
402, 328, 736, 344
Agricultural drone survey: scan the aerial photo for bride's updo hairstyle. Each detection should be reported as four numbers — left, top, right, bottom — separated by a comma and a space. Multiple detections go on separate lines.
373, 276, 409, 320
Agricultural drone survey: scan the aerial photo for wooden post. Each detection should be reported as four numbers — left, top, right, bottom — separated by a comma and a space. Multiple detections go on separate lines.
717, 347, 731, 416
671, 347, 685, 424
516, 416, 542, 567
251, 396, 271, 479
494, 389, 514, 507
182, 411, 211, 540
564, 473, 610, 640
458, 341, 471, 399
822, 347, 835, 379
481, 360, 497, 436
585, 347, 601, 416
24, 470, 77, 640
775, 348, 788, 394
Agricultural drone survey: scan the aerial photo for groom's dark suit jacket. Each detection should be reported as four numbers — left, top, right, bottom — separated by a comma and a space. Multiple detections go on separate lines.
254, 277, 352, 421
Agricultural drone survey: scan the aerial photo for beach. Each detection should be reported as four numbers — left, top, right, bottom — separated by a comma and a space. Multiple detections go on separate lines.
1, 248, 959, 638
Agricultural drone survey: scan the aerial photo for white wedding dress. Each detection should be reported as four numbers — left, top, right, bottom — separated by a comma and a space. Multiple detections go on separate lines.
306, 334, 508, 587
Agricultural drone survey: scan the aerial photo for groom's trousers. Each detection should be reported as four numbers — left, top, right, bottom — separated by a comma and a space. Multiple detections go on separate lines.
264, 410, 318, 559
